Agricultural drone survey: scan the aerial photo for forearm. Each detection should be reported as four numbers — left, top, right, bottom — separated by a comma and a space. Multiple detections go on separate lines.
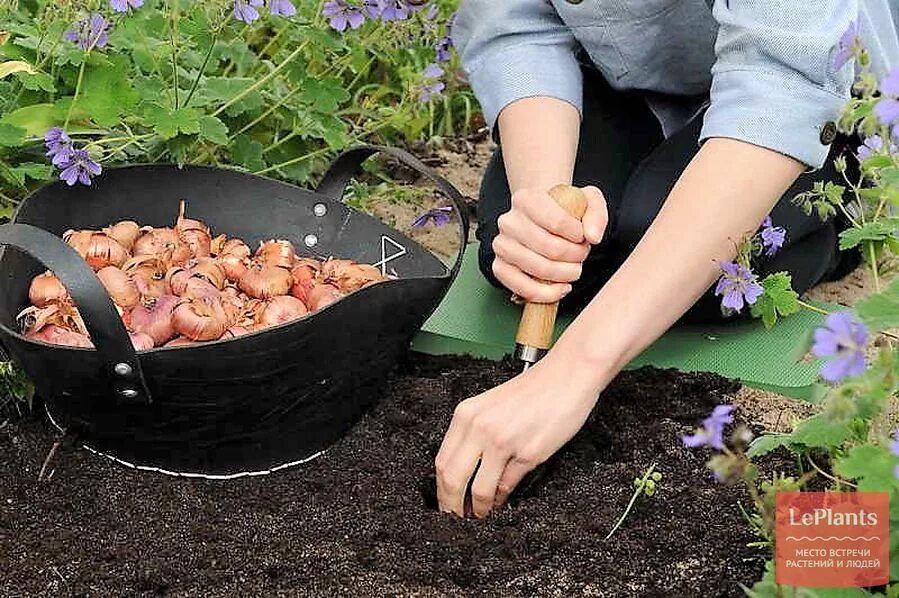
497, 97, 580, 193
550, 138, 805, 389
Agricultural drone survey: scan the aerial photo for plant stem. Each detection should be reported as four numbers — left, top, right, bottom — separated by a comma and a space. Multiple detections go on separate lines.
183, 32, 218, 109
262, 128, 299, 154
63, 58, 87, 130
232, 84, 302, 139
83, 133, 153, 148
806, 455, 856, 490
256, 24, 289, 62
212, 45, 305, 117
169, 0, 181, 109
604, 463, 656, 541
796, 300, 829, 316
254, 145, 332, 176
867, 243, 881, 293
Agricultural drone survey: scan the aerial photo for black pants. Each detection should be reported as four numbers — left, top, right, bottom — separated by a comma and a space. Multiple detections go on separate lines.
477, 69, 855, 322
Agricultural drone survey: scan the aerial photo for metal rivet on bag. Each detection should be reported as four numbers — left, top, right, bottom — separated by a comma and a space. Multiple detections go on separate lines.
820, 121, 838, 145
313, 203, 327, 217
304, 234, 318, 247
119, 388, 139, 399
114, 362, 133, 377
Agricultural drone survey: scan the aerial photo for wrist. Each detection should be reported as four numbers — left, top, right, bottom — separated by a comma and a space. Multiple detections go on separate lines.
539, 338, 615, 406
546, 322, 632, 395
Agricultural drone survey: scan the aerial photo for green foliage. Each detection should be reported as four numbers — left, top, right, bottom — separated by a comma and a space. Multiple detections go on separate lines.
750, 272, 800, 329
0, 0, 476, 206
0, 359, 34, 416
726, 41, 899, 594
856, 277, 899, 332
839, 219, 899, 251
792, 180, 845, 221
746, 432, 792, 458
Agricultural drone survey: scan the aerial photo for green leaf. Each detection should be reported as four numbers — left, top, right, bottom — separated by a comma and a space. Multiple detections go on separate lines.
300, 77, 350, 113
230, 135, 265, 171
881, 166, 899, 188
856, 278, 899, 332
0, 122, 26, 147
790, 412, 852, 448
862, 154, 894, 169
197, 115, 229, 145
0, 103, 57, 135
15, 70, 55, 93
839, 220, 899, 251
143, 104, 201, 139
747, 433, 794, 458
197, 77, 263, 116
2, 162, 53, 186
75, 55, 140, 127
750, 272, 800, 329
834, 444, 899, 493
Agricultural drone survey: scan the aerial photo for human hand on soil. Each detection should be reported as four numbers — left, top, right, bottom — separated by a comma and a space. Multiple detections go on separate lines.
435, 351, 602, 518
491, 186, 607, 303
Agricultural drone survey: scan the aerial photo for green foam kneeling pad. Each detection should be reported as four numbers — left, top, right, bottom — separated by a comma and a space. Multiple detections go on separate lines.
413, 244, 827, 401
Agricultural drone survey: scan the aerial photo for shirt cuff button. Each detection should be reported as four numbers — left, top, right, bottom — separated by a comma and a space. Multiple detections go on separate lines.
820, 121, 838, 145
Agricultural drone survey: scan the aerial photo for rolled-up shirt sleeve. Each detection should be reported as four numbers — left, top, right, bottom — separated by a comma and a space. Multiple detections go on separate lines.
701, 1, 858, 168
453, 0, 583, 128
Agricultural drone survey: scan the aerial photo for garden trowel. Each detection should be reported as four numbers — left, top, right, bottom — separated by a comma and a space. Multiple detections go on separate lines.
514, 185, 589, 372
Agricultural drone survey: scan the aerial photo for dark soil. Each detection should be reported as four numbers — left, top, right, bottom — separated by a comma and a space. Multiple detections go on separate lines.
1, 355, 767, 597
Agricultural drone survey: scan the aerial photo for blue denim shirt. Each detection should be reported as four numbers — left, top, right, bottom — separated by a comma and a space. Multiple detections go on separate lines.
454, 0, 899, 168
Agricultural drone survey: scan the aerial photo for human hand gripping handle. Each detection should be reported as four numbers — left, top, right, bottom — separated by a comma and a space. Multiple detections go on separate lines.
514, 185, 588, 369
436, 185, 605, 519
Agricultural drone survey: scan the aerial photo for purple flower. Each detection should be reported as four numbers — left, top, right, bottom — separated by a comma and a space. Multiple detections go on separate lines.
376, 0, 410, 22
857, 134, 897, 160
64, 13, 111, 51
322, 1, 365, 31
682, 405, 735, 451
58, 149, 102, 187
881, 67, 899, 97
110, 0, 143, 13
759, 216, 786, 257
858, 135, 883, 160
267, 0, 296, 16
425, 3, 439, 20
891, 430, 899, 478
411, 206, 452, 228
233, 0, 263, 23
363, 0, 381, 18
832, 21, 859, 71
419, 80, 445, 103
875, 98, 899, 125
714, 262, 763, 313
44, 128, 75, 167
423, 63, 443, 79
418, 63, 445, 102
435, 35, 453, 62
812, 312, 868, 383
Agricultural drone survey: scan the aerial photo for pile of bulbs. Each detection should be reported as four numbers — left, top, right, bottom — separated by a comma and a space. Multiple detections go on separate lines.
20, 202, 386, 349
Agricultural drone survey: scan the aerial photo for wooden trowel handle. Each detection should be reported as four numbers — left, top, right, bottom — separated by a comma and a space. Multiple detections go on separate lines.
514, 185, 589, 356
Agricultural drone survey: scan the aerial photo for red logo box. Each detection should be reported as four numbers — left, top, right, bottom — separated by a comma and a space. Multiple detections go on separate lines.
776, 492, 889, 588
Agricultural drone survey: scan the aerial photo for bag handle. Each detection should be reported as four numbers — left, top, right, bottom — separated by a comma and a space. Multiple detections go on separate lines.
316, 144, 470, 278
0, 224, 152, 404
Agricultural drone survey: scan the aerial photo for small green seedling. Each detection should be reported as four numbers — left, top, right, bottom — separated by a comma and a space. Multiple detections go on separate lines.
605, 463, 662, 541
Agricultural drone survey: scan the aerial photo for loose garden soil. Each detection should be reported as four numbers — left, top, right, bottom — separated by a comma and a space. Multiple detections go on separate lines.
2, 354, 769, 597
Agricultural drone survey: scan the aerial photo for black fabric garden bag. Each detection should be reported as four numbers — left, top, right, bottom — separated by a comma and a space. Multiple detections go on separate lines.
0, 145, 468, 478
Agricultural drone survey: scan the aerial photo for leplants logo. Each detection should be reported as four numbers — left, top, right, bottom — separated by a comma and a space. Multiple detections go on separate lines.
775, 492, 889, 588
